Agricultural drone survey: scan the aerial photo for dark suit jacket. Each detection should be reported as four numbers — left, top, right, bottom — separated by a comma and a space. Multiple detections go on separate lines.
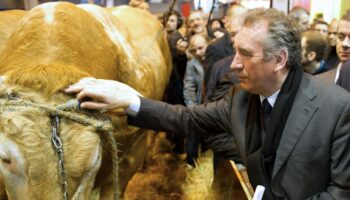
164, 30, 187, 105
204, 55, 236, 103
325, 47, 340, 71
129, 74, 350, 199
337, 60, 350, 93
204, 34, 234, 86
315, 67, 337, 85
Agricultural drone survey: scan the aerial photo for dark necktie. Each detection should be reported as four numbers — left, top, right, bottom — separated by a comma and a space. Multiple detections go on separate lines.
262, 98, 272, 130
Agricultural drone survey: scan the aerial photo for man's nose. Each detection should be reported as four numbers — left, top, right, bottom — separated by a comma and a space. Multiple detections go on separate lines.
231, 54, 243, 70
343, 36, 350, 48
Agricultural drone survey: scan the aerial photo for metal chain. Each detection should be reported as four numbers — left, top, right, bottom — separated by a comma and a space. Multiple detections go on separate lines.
51, 115, 68, 200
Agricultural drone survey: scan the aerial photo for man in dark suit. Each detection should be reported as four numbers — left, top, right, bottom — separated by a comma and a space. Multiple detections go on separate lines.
204, 55, 235, 102
316, 13, 350, 84
66, 8, 350, 199
203, 5, 247, 90
337, 60, 350, 92
324, 19, 340, 70
204, 29, 234, 86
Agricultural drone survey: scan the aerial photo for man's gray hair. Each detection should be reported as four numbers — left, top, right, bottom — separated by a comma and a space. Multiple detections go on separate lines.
242, 8, 301, 69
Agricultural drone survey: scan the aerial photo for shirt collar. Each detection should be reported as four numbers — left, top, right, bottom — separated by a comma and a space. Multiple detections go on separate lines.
260, 90, 280, 108
335, 62, 343, 83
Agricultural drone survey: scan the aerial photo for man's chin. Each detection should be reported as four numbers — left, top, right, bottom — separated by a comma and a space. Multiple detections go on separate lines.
195, 28, 204, 34
340, 57, 350, 62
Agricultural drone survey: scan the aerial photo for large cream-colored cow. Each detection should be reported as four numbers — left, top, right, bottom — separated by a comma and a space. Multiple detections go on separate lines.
0, 2, 171, 199
0, 10, 27, 53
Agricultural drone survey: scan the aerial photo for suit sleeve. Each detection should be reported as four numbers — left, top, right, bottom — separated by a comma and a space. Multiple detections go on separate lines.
183, 61, 198, 106
307, 99, 350, 200
127, 92, 234, 138
203, 132, 243, 162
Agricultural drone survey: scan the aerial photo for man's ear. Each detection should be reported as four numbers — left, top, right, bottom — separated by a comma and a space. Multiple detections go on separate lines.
307, 51, 316, 61
274, 49, 288, 72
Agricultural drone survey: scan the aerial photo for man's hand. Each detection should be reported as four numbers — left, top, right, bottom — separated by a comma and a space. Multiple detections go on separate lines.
65, 77, 141, 110
176, 38, 188, 53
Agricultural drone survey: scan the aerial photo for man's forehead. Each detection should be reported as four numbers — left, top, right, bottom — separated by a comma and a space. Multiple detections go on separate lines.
190, 36, 206, 47
338, 20, 350, 32
237, 24, 267, 39
234, 25, 267, 48
169, 14, 177, 19
315, 23, 327, 29
189, 12, 203, 20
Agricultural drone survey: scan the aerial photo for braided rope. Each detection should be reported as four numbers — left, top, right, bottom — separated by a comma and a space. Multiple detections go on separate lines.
0, 97, 120, 200
0, 98, 113, 131
104, 131, 120, 200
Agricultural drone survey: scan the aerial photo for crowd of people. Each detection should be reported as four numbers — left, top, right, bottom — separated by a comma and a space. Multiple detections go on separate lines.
65, 2, 350, 199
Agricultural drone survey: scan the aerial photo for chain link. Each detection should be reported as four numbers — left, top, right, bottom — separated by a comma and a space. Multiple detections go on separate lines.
51, 115, 68, 200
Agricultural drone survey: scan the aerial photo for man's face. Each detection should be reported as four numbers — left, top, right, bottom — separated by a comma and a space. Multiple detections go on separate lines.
189, 36, 208, 61
299, 13, 310, 32
231, 23, 277, 96
328, 21, 338, 46
336, 20, 350, 63
301, 37, 309, 65
227, 18, 241, 44
210, 20, 222, 30
301, 37, 315, 67
188, 12, 205, 34
166, 14, 178, 32
313, 23, 328, 36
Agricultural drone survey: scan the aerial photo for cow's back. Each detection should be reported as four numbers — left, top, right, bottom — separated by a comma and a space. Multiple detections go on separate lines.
108, 6, 172, 99
0, 10, 27, 53
0, 2, 125, 97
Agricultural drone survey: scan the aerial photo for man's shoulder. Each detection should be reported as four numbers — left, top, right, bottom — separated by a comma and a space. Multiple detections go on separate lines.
213, 55, 235, 68
210, 55, 235, 80
306, 74, 350, 103
207, 35, 232, 51
188, 57, 201, 66
314, 68, 337, 85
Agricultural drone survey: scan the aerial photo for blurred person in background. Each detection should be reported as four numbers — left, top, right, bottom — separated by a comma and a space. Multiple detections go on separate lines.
289, 6, 310, 32
312, 20, 328, 36
204, 4, 247, 98
183, 34, 209, 167
301, 31, 328, 74
129, 0, 150, 11
175, 11, 207, 60
209, 18, 225, 30
163, 10, 187, 154
325, 19, 340, 70
317, 13, 350, 84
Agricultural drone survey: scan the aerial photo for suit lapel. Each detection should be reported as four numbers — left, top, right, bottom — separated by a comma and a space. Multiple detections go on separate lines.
272, 76, 318, 178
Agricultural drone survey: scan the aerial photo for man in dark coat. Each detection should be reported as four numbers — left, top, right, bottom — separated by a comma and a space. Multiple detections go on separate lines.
337, 60, 350, 92
67, 8, 350, 199
163, 10, 187, 153
316, 13, 350, 84
203, 31, 234, 86
203, 5, 247, 91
